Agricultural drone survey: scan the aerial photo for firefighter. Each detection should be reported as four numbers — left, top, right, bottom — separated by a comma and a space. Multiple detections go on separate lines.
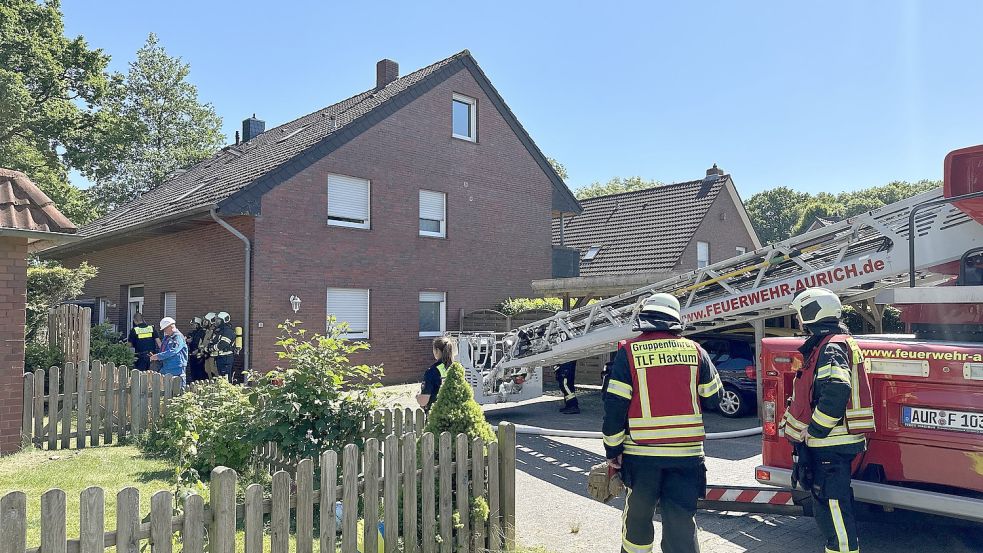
602, 293, 722, 553
209, 311, 237, 382
199, 312, 217, 378
127, 313, 161, 371
784, 288, 875, 553
555, 360, 579, 414
185, 316, 207, 384
416, 336, 455, 412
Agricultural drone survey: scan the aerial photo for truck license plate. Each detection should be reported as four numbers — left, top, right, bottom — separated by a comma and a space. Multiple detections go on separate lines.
902, 406, 983, 434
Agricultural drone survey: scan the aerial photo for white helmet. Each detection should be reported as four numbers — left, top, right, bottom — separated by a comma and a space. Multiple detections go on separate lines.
790, 288, 842, 325
639, 293, 682, 324
191, 316, 203, 326
214, 311, 231, 324
204, 312, 216, 325
159, 317, 176, 330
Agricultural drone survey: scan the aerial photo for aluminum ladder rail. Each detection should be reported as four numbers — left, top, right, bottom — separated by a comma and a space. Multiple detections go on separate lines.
493, 188, 980, 370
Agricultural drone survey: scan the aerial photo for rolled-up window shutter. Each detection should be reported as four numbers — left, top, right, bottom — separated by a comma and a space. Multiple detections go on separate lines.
163, 292, 177, 319
327, 288, 369, 338
328, 174, 370, 226
419, 190, 445, 221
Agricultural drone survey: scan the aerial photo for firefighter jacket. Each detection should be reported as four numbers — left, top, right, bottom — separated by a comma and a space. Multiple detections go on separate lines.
210, 323, 237, 357
602, 330, 723, 460
781, 323, 875, 454
187, 327, 206, 353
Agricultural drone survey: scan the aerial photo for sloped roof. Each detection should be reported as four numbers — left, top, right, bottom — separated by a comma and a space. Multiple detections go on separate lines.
0, 169, 77, 234
69, 50, 579, 245
553, 175, 728, 277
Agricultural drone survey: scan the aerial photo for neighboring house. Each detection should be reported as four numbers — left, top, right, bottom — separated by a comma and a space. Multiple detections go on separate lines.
0, 169, 78, 454
806, 215, 840, 233
43, 51, 582, 382
537, 165, 761, 302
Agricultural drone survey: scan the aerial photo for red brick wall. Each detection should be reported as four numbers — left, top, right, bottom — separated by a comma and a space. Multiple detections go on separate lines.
60, 218, 252, 357
0, 237, 28, 454
251, 65, 554, 382
674, 184, 758, 272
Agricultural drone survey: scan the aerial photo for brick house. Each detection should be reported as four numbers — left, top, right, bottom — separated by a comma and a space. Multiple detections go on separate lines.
0, 169, 78, 454
43, 51, 582, 383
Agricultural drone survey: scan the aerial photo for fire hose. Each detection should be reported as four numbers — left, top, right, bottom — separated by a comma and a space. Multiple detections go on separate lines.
507, 424, 762, 440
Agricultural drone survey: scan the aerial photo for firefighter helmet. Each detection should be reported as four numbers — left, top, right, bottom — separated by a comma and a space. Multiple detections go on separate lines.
191, 316, 203, 327
639, 293, 682, 324
790, 287, 842, 325
214, 311, 231, 324
204, 312, 216, 326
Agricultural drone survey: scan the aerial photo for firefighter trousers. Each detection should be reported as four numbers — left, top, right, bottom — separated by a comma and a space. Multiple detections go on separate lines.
556, 366, 578, 409
620, 455, 706, 553
809, 449, 860, 553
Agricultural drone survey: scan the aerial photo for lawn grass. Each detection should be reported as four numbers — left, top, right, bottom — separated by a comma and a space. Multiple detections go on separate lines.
1, 445, 551, 553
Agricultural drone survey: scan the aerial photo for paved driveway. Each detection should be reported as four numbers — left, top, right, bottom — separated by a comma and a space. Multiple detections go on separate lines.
484, 390, 982, 553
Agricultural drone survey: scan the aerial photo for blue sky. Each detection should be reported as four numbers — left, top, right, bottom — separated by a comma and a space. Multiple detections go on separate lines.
62, 1, 982, 197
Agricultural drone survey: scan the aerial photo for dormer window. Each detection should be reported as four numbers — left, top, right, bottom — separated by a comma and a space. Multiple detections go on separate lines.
583, 246, 602, 261
452, 94, 476, 141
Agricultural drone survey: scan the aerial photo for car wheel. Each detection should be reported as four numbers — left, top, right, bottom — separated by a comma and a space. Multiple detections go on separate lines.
718, 385, 746, 418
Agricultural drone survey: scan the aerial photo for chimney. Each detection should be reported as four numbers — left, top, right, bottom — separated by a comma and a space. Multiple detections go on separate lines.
242, 114, 265, 142
706, 163, 724, 177
376, 59, 399, 89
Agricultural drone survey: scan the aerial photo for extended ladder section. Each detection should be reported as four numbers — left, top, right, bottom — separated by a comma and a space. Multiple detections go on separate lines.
489, 187, 980, 371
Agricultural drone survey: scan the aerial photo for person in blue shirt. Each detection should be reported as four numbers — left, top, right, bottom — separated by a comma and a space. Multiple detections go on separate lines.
416, 337, 455, 412
151, 317, 188, 388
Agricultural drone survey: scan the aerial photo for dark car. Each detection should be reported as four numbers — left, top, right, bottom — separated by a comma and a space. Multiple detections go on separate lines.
695, 334, 757, 417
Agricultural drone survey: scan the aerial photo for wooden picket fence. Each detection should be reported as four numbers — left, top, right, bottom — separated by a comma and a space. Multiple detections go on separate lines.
47, 304, 91, 366
0, 424, 518, 553
20, 363, 183, 450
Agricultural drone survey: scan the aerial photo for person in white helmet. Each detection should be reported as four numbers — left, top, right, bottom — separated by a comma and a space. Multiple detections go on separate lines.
208, 311, 236, 382
785, 288, 875, 553
185, 316, 207, 383
150, 317, 188, 388
602, 293, 722, 553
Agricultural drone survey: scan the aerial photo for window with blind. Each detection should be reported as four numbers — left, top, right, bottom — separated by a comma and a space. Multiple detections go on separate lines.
327, 288, 370, 339
327, 174, 370, 229
419, 190, 446, 237
697, 241, 710, 268
163, 292, 177, 319
419, 291, 446, 336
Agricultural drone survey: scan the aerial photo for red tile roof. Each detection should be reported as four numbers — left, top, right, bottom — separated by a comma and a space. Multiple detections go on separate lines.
0, 169, 77, 233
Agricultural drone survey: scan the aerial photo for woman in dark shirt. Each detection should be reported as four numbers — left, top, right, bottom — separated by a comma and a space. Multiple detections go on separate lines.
416, 336, 455, 411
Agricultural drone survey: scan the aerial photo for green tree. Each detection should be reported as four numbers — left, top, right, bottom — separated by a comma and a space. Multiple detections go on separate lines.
574, 176, 662, 200
744, 187, 812, 244
0, 0, 108, 224
26, 260, 98, 341
424, 362, 496, 444
83, 33, 224, 211
547, 157, 568, 181
790, 199, 843, 237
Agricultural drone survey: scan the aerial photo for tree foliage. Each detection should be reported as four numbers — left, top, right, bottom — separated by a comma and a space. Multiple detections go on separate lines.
0, 0, 108, 224
574, 176, 663, 200
82, 33, 224, 211
746, 180, 941, 244
424, 362, 496, 444
547, 157, 568, 180
496, 297, 562, 316
25, 260, 97, 341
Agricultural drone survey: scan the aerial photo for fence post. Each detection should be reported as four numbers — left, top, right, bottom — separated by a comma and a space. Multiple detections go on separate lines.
89, 361, 102, 447
364, 438, 380, 553
40, 489, 66, 553
47, 366, 59, 451
421, 433, 436, 553
384, 434, 399, 553
471, 437, 486, 551
271, 470, 290, 553
438, 432, 453, 553
296, 458, 314, 553
103, 363, 115, 444
402, 433, 419, 553
22, 374, 34, 448
456, 434, 471, 553
116, 487, 140, 553
61, 363, 75, 449
244, 484, 264, 553
487, 441, 501, 552
33, 369, 44, 444
342, 444, 359, 553
209, 467, 237, 553
76, 362, 88, 449
498, 423, 516, 551
117, 368, 129, 442
0, 492, 27, 553
150, 490, 173, 553
320, 450, 338, 553
129, 370, 142, 436
182, 494, 204, 553
79, 487, 104, 553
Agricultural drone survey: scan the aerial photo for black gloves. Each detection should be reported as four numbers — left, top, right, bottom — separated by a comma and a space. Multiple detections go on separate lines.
790, 442, 814, 491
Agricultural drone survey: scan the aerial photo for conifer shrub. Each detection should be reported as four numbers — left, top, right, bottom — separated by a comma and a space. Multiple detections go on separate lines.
423, 362, 496, 444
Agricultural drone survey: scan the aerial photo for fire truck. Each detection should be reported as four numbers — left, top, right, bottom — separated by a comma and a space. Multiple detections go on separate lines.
453, 143, 983, 522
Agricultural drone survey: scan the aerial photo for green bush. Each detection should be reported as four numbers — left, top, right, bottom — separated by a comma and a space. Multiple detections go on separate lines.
140, 378, 256, 479
89, 323, 134, 366
842, 305, 905, 334
24, 341, 64, 373
26, 260, 98, 341
424, 362, 496, 444
246, 319, 384, 462
497, 297, 562, 316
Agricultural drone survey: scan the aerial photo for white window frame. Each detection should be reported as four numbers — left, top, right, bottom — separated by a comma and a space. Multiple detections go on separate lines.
736, 246, 746, 256
163, 291, 177, 319
327, 173, 371, 229
127, 284, 145, 329
697, 241, 710, 269
452, 93, 477, 142
327, 287, 370, 339
583, 245, 602, 261
419, 291, 447, 337
419, 189, 447, 238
